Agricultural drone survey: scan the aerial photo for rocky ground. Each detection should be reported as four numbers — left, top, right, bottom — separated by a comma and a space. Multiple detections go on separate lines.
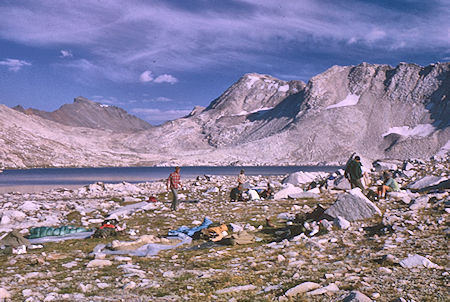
0, 159, 448, 301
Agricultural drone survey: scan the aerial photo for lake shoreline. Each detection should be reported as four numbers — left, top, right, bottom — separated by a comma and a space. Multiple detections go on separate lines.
0, 165, 341, 194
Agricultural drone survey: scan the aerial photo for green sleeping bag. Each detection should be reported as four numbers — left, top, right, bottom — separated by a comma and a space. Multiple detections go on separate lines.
28, 226, 90, 239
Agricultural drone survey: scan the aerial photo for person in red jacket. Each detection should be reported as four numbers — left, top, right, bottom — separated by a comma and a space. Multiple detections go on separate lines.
167, 166, 182, 211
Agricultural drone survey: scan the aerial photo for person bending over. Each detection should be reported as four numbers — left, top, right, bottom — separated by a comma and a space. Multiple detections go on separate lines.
230, 184, 244, 202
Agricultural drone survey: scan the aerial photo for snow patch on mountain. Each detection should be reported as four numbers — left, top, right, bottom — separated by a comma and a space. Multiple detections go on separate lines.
246, 75, 260, 89
433, 139, 450, 159
382, 124, 436, 138
234, 107, 274, 116
326, 94, 360, 109
278, 85, 289, 92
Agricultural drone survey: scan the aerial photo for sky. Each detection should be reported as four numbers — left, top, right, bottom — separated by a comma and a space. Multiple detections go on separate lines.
0, 0, 449, 125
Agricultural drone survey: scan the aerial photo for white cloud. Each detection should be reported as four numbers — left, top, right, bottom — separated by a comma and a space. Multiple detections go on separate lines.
154, 74, 178, 84
155, 97, 172, 102
0, 1, 448, 80
347, 37, 358, 45
0, 58, 31, 72
143, 97, 173, 102
365, 28, 387, 43
139, 71, 177, 84
139, 70, 154, 82
98, 98, 117, 105
60, 58, 133, 82
60, 49, 73, 58
63, 58, 96, 72
131, 108, 191, 124
91, 95, 121, 105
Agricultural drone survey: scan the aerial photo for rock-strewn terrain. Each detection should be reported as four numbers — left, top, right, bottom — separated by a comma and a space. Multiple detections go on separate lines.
1, 62, 449, 168
0, 159, 448, 301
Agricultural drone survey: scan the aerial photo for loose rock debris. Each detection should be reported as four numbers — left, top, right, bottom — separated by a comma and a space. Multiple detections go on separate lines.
0, 159, 448, 301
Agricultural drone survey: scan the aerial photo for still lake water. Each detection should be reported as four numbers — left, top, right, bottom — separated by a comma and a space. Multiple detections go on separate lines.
0, 166, 341, 193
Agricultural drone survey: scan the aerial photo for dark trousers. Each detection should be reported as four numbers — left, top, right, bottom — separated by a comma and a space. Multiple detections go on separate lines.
350, 178, 365, 193
171, 187, 179, 210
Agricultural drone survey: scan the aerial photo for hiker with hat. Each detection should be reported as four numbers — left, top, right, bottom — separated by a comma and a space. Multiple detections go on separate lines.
344, 155, 365, 192
167, 166, 182, 211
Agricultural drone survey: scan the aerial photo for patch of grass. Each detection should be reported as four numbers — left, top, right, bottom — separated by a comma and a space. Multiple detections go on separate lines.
58, 286, 79, 295
65, 211, 83, 224
109, 197, 122, 203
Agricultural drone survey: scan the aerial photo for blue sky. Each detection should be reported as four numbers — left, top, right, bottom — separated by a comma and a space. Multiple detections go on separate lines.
0, 0, 449, 124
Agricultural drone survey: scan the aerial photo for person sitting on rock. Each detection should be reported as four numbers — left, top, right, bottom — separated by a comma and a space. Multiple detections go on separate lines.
306, 181, 318, 191
230, 184, 244, 202
259, 183, 274, 199
377, 171, 400, 199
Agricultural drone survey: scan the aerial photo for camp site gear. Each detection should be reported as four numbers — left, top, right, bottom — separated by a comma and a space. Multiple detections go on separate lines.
100, 224, 116, 230
110, 235, 173, 251
0, 230, 30, 247
201, 224, 228, 242
93, 227, 117, 238
168, 217, 213, 237
93, 218, 121, 238
103, 218, 119, 225
27, 226, 90, 239
220, 230, 254, 245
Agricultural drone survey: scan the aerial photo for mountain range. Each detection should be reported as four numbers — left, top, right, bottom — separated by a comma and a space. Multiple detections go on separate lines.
0, 62, 448, 168
13, 96, 152, 132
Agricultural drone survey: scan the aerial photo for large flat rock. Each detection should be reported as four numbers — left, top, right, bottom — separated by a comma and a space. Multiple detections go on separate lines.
407, 176, 447, 190
274, 184, 303, 200
324, 188, 382, 221
282, 171, 328, 186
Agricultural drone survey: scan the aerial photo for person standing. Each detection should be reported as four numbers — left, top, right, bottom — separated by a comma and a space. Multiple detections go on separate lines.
237, 169, 246, 185
167, 166, 182, 211
345, 155, 365, 192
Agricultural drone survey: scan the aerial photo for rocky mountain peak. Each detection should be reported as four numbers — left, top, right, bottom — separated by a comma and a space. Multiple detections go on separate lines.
303, 63, 383, 110
187, 106, 206, 117
74, 96, 96, 105
12, 96, 153, 132
12, 105, 33, 115
202, 73, 305, 119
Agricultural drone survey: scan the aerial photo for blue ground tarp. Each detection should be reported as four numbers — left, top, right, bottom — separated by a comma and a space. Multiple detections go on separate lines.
168, 217, 213, 237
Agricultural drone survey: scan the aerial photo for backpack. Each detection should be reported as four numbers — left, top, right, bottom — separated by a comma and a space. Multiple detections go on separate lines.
93, 227, 117, 239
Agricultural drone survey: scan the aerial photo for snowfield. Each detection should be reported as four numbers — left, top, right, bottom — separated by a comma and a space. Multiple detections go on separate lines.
382, 124, 436, 138
326, 94, 360, 109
